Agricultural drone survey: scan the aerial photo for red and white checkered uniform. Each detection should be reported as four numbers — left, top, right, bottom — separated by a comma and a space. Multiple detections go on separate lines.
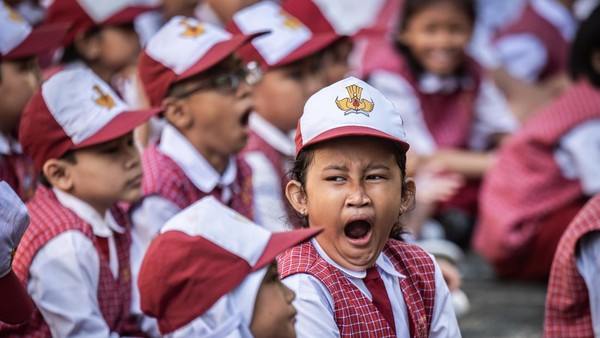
278, 239, 435, 337
544, 194, 600, 337
493, 3, 569, 82
0, 186, 132, 337
141, 144, 255, 219
475, 80, 600, 270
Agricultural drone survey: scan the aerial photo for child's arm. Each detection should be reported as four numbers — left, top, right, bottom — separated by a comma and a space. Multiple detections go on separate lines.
27, 232, 119, 338
575, 231, 600, 336
428, 258, 462, 337
420, 149, 497, 179
281, 274, 341, 338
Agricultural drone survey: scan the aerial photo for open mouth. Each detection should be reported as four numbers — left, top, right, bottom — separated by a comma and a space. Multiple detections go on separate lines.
240, 107, 252, 127
344, 220, 372, 245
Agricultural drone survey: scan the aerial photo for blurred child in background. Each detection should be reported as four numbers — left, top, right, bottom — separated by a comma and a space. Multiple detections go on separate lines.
0, 1, 67, 201
138, 196, 321, 337
475, 4, 600, 280
368, 0, 518, 249
228, 1, 341, 231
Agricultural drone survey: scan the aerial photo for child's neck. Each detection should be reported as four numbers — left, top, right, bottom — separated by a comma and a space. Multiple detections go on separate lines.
86, 63, 116, 85
201, 150, 230, 175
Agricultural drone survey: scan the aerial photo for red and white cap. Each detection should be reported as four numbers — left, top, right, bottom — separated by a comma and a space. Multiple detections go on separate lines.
0, 181, 33, 324
138, 196, 322, 334
227, 1, 340, 69
19, 66, 162, 171
138, 16, 258, 107
295, 76, 409, 155
0, 1, 68, 60
43, 0, 154, 47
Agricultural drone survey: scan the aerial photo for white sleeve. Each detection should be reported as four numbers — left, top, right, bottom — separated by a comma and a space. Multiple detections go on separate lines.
282, 273, 340, 338
243, 151, 289, 232
494, 34, 548, 83
429, 259, 462, 338
28, 231, 119, 338
555, 120, 600, 196
369, 70, 437, 156
130, 195, 180, 336
575, 231, 600, 337
469, 77, 519, 150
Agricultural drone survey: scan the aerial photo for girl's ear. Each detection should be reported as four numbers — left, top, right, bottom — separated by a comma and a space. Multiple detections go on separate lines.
285, 180, 308, 214
400, 177, 416, 213
42, 159, 74, 192
162, 97, 193, 130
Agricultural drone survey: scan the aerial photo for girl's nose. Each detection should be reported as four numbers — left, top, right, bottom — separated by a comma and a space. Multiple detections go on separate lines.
346, 183, 371, 208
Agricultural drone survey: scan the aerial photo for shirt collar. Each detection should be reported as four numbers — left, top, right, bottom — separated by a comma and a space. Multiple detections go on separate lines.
531, 0, 577, 41
418, 72, 475, 94
249, 113, 296, 157
52, 188, 125, 237
311, 238, 404, 279
0, 133, 23, 155
158, 124, 237, 193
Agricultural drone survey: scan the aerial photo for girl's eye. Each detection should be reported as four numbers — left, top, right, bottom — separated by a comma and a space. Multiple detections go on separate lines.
366, 174, 385, 180
326, 176, 345, 182
102, 147, 120, 154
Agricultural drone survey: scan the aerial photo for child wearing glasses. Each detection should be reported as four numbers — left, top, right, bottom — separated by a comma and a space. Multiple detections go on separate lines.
228, 2, 342, 231
132, 16, 261, 334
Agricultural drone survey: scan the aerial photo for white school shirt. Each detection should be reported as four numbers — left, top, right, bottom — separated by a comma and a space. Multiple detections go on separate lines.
576, 231, 600, 336
369, 70, 518, 156
243, 113, 295, 232
129, 123, 240, 331
494, 0, 576, 82
282, 239, 461, 338
28, 188, 124, 338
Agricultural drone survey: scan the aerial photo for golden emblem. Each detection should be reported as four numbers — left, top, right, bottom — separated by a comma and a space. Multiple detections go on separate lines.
279, 9, 303, 29
93, 85, 115, 110
179, 18, 204, 37
4, 3, 24, 22
335, 84, 375, 116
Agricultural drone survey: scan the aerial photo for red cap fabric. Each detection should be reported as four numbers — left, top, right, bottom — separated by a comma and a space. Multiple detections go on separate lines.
227, 1, 340, 69
19, 66, 162, 171
138, 196, 322, 334
295, 76, 410, 155
138, 16, 258, 107
0, 1, 68, 60
0, 181, 33, 324
43, 0, 154, 46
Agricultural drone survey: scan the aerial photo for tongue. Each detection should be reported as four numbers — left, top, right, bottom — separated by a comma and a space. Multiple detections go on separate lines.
344, 221, 371, 239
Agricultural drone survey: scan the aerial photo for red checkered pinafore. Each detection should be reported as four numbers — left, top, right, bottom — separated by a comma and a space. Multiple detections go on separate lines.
0, 186, 132, 337
141, 144, 254, 219
278, 239, 436, 337
544, 194, 600, 337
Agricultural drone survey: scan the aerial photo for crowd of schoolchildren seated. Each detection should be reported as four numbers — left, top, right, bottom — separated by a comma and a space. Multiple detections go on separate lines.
1, 0, 600, 336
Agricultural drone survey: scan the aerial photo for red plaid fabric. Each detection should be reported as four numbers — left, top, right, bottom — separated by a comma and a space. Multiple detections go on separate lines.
493, 4, 569, 82
475, 80, 600, 268
278, 239, 436, 337
0, 186, 132, 337
141, 144, 255, 219
544, 194, 600, 337
0, 153, 36, 202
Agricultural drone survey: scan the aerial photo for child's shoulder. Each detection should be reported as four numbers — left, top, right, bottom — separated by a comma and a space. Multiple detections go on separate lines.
384, 238, 436, 269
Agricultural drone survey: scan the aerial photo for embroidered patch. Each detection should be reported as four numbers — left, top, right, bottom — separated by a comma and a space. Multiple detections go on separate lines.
335, 84, 374, 116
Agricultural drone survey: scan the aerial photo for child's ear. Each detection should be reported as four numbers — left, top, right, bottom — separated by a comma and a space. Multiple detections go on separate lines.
42, 159, 74, 192
162, 97, 193, 130
400, 177, 416, 213
285, 180, 308, 215
74, 31, 101, 62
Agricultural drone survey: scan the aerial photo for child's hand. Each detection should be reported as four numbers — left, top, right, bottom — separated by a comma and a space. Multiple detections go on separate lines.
437, 258, 462, 292
414, 170, 464, 204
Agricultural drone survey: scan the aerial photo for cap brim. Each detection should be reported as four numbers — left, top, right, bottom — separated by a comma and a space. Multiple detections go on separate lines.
0, 271, 33, 324
177, 32, 266, 82
252, 227, 323, 271
299, 126, 410, 156
272, 32, 341, 68
76, 107, 162, 149
4, 23, 70, 60
103, 6, 156, 25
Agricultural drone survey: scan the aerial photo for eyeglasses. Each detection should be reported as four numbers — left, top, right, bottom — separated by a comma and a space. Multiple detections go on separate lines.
173, 62, 263, 98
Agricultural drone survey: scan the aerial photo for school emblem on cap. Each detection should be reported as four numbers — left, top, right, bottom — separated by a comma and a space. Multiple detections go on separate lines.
279, 9, 303, 30
93, 85, 116, 110
335, 84, 374, 116
179, 18, 204, 37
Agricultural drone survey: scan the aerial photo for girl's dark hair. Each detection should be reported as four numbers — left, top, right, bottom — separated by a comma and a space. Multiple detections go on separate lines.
39, 151, 77, 188
569, 4, 600, 88
285, 140, 413, 240
395, 0, 476, 78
